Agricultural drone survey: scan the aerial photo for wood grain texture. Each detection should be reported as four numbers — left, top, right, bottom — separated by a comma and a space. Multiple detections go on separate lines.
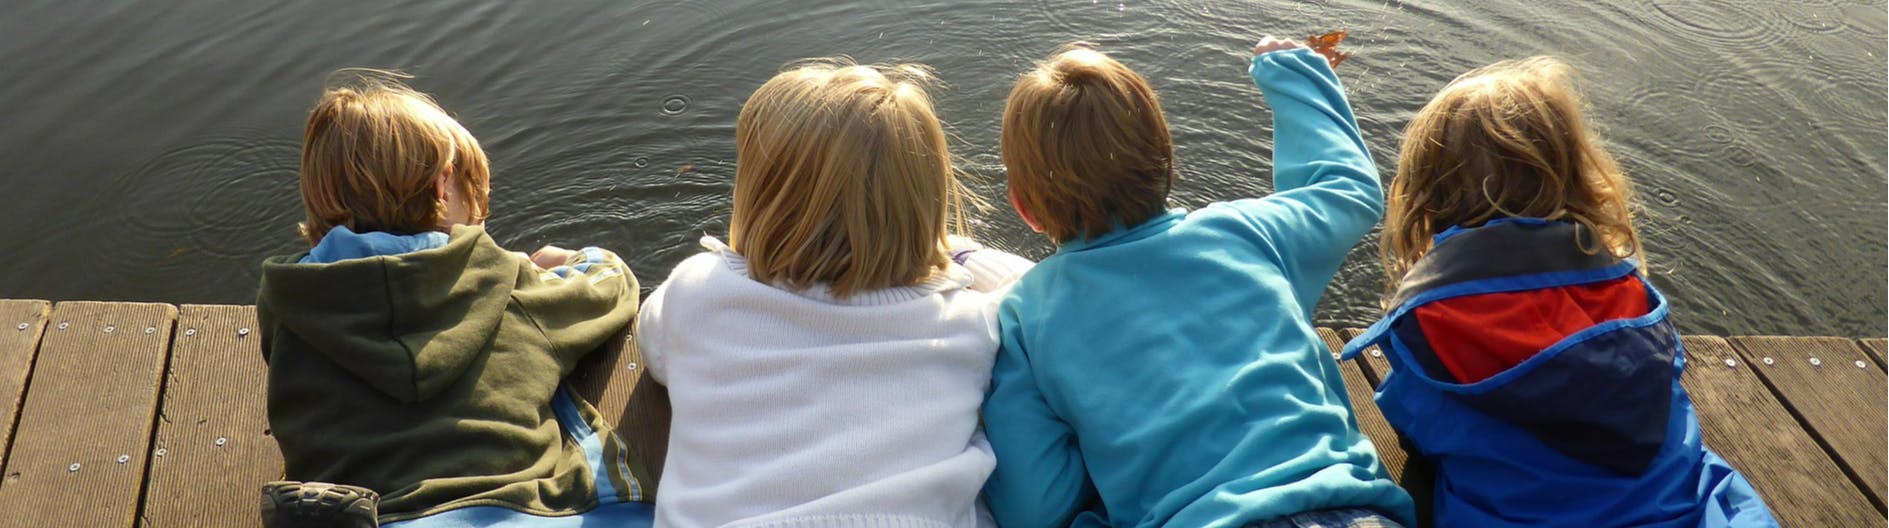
0, 302, 176, 528
1683, 336, 1881, 527
140, 305, 282, 528
1858, 338, 1885, 370
1729, 336, 1887, 511
1331, 328, 1432, 527
0, 300, 50, 472
569, 327, 671, 497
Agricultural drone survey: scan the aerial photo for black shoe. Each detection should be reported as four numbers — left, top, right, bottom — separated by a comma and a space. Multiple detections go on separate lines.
260, 480, 380, 528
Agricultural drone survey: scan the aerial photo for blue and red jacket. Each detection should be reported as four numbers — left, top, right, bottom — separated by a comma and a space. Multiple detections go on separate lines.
1341, 218, 1777, 527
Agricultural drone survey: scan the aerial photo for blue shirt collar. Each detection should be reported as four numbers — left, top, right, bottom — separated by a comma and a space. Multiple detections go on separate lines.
1055, 209, 1187, 255
299, 225, 451, 264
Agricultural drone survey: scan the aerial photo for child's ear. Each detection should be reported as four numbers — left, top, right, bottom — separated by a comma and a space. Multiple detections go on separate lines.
1009, 188, 1044, 234
434, 165, 453, 202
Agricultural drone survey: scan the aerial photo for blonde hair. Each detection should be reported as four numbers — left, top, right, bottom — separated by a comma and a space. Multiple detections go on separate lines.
297, 70, 490, 246
1383, 56, 1642, 286
1002, 44, 1173, 243
728, 59, 971, 298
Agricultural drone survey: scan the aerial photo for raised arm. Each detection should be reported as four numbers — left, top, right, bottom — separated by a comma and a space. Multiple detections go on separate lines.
1232, 42, 1385, 317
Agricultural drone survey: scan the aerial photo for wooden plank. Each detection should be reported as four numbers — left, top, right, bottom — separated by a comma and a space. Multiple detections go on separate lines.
1683, 336, 1881, 526
1340, 327, 1396, 386
0, 302, 177, 528
568, 327, 670, 496
1859, 338, 1885, 370
1328, 328, 1432, 527
1730, 336, 1887, 511
139, 305, 281, 528
0, 300, 51, 473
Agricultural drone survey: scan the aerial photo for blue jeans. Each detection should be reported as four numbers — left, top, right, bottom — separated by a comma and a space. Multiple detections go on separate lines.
1245, 508, 1404, 528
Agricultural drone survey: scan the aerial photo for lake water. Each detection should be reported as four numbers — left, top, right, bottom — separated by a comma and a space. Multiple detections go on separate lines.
0, 0, 1882, 336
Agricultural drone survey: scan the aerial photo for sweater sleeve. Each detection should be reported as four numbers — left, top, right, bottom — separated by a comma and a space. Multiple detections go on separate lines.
947, 235, 1037, 293
982, 301, 1097, 528
514, 246, 640, 376
1231, 48, 1385, 317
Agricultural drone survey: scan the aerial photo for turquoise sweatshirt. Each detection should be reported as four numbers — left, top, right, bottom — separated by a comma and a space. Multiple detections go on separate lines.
981, 48, 1415, 528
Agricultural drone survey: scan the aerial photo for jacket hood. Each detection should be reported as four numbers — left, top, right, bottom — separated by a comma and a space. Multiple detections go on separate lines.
259, 225, 520, 403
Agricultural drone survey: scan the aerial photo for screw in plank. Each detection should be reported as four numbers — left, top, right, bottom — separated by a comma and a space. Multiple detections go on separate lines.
1809, 357, 1822, 367
1858, 360, 1870, 369
155, 448, 167, 457
57, 322, 68, 330
144, 327, 155, 335
1762, 357, 1775, 366
185, 328, 197, 337
238, 328, 251, 337
67, 463, 80, 472
116, 455, 129, 464
215, 437, 228, 447
104, 325, 115, 333
1370, 349, 1383, 358
1722, 358, 1736, 368
626, 362, 638, 371
14, 323, 25, 331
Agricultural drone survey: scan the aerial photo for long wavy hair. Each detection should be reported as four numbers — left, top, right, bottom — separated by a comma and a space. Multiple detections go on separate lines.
1382, 56, 1643, 296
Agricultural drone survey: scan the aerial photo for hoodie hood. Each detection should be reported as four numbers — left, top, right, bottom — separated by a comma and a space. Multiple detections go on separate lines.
259, 225, 519, 402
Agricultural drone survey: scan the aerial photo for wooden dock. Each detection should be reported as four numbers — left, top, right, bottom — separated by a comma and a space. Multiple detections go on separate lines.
0, 298, 1879, 527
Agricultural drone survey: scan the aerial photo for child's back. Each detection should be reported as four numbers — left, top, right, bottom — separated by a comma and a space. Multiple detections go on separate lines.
982, 43, 1412, 527
257, 74, 650, 525
1340, 57, 1776, 527
635, 61, 1030, 527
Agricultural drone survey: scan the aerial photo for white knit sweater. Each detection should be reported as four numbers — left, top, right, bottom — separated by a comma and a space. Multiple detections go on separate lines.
635, 237, 1031, 528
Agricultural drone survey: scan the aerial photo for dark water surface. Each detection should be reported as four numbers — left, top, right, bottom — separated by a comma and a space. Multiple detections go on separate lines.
1, 1, 1883, 336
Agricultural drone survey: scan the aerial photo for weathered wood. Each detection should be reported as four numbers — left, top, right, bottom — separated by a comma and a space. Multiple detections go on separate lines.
568, 327, 670, 496
1682, 336, 1882, 526
1340, 328, 1396, 386
0, 302, 176, 528
1318, 328, 1432, 524
1859, 338, 1885, 370
0, 300, 51, 473
1729, 336, 1887, 511
139, 305, 282, 528
1330, 328, 1433, 527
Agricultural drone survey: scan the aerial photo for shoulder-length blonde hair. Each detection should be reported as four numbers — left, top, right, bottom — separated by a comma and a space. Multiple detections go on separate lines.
1383, 56, 1642, 286
298, 70, 490, 246
728, 59, 972, 298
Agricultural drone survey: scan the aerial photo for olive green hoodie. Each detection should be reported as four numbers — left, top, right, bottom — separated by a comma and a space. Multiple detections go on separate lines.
257, 225, 650, 522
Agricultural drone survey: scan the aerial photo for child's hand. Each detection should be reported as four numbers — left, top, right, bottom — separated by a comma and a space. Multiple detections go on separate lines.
1254, 35, 1303, 56
530, 245, 578, 268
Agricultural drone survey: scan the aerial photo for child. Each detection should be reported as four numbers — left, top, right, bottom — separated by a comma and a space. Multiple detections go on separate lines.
633, 60, 1032, 527
255, 72, 654, 527
1340, 57, 1778, 527
981, 39, 1414, 527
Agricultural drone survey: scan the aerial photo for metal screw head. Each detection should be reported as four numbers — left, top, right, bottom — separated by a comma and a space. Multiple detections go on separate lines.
14, 323, 25, 331
154, 448, 167, 457
67, 463, 80, 472
116, 455, 129, 464
1809, 357, 1822, 367
103, 325, 114, 333
57, 322, 68, 330
626, 362, 638, 371
184, 328, 196, 337
215, 437, 228, 447
1762, 357, 1775, 365
1723, 358, 1737, 368
1857, 360, 1869, 369
1370, 349, 1383, 358
237, 328, 251, 337
143, 327, 155, 335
